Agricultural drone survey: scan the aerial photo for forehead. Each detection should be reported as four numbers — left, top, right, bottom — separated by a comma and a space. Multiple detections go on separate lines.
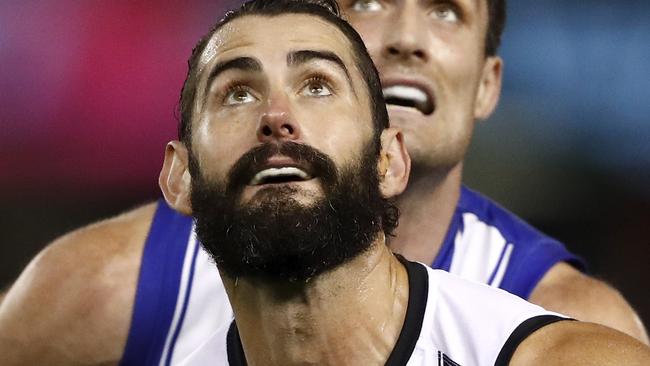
199, 13, 355, 72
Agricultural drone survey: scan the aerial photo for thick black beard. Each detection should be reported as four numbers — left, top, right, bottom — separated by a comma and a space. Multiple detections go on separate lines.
189, 141, 387, 282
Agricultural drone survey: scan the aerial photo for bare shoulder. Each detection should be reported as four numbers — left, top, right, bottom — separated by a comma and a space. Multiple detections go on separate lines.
0, 202, 158, 365
529, 262, 649, 344
509, 320, 650, 366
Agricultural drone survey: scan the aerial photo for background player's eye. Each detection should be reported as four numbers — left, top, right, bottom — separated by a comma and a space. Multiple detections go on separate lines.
431, 4, 460, 23
351, 0, 383, 12
224, 87, 256, 105
301, 78, 332, 97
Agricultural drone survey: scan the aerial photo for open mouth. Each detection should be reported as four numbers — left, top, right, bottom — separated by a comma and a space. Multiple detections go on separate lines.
383, 85, 435, 115
249, 166, 313, 185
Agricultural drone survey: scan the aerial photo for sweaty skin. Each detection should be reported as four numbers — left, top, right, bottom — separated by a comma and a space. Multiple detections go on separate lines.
0, 204, 154, 365
0, 0, 648, 365
510, 321, 650, 366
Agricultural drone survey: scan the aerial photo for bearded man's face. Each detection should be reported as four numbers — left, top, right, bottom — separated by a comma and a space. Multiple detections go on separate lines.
182, 14, 401, 281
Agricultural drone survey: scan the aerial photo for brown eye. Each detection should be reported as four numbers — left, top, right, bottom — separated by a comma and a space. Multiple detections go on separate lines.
302, 79, 332, 97
224, 87, 256, 105
233, 90, 249, 101
310, 84, 324, 94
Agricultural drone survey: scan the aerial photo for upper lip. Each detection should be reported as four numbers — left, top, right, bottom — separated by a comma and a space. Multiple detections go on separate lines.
380, 75, 436, 114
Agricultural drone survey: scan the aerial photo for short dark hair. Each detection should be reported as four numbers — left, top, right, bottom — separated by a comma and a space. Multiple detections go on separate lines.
485, 0, 506, 56
178, 0, 388, 150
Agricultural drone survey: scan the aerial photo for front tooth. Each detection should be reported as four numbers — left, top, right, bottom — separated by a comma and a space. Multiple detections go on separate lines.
382, 85, 427, 103
250, 167, 309, 185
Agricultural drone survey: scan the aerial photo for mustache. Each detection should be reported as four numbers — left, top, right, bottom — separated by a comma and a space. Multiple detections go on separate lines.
225, 142, 338, 193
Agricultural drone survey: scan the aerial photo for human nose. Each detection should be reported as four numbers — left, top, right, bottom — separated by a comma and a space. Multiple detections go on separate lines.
382, 5, 429, 63
256, 96, 301, 142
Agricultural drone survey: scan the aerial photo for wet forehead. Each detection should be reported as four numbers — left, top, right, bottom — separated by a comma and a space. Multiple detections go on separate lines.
199, 14, 356, 75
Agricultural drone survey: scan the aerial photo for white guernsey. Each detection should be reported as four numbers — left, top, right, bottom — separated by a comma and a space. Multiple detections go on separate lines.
178, 258, 565, 366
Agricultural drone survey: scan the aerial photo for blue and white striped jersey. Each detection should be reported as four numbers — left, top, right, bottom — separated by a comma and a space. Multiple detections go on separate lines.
119, 185, 584, 365
434, 186, 584, 299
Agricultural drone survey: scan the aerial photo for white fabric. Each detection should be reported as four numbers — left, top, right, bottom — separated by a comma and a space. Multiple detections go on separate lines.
414, 266, 558, 365
449, 213, 512, 287
177, 263, 560, 366
164, 244, 234, 365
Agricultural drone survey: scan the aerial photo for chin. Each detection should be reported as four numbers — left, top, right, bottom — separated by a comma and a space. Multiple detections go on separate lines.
409, 145, 466, 175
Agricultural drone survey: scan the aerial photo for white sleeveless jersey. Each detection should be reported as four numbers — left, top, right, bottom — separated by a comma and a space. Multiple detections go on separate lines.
119, 186, 582, 365
175, 259, 567, 366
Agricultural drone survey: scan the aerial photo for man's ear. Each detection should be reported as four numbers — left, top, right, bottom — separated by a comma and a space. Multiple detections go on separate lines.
474, 55, 503, 120
378, 127, 410, 199
159, 140, 192, 215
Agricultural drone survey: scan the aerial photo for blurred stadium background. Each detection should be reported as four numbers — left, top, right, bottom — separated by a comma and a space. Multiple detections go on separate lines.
1, 0, 648, 324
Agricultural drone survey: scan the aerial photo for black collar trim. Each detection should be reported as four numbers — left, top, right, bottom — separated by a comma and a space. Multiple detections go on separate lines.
494, 315, 572, 366
226, 255, 429, 366
385, 255, 428, 366
226, 320, 246, 366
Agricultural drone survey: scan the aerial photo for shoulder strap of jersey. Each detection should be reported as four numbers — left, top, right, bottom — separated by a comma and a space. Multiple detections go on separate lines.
455, 186, 586, 299
120, 200, 195, 366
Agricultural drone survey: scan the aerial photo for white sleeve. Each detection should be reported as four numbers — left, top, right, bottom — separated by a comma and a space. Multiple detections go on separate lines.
418, 267, 568, 366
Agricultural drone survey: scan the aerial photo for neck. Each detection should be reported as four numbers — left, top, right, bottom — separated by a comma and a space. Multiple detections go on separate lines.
391, 162, 463, 264
220, 239, 409, 366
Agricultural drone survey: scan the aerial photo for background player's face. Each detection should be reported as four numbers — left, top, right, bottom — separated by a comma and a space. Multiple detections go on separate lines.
341, 0, 501, 172
189, 13, 376, 207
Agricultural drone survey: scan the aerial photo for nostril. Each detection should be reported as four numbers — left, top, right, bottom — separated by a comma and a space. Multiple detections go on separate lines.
388, 47, 400, 56
262, 125, 273, 136
414, 49, 425, 59
282, 124, 294, 135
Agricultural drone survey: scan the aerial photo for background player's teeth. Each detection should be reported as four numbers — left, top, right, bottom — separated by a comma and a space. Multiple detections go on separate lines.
250, 167, 309, 185
383, 85, 428, 104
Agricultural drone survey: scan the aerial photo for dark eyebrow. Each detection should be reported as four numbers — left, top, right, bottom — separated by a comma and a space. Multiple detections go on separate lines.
204, 56, 262, 97
287, 50, 354, 89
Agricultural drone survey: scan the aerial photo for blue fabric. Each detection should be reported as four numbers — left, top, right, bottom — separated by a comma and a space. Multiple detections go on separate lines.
120, 200, 194, 366
163, 242, 201, 366
432, 186, 586, 299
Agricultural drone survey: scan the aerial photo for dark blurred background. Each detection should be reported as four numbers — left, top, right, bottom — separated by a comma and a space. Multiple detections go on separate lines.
1, 0, 648, 325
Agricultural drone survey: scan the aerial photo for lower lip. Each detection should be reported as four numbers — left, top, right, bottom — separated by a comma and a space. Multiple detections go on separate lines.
247, 178, 318, 188
253, 181, 304, 187
387, 104, 429, 116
